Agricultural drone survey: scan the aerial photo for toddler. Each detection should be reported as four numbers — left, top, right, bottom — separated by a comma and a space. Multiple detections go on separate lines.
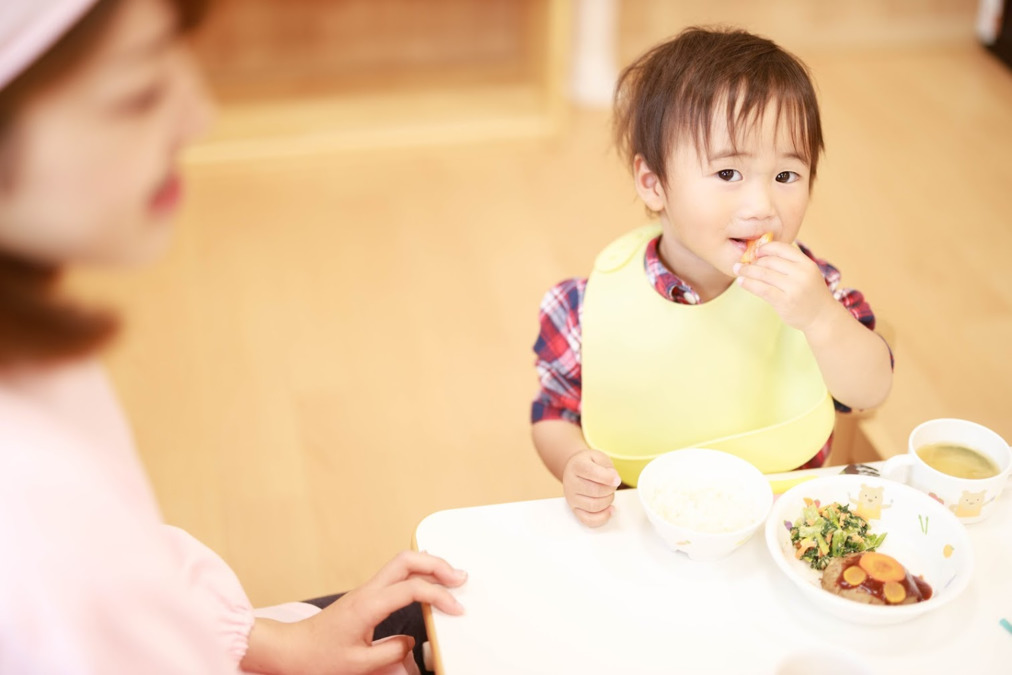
531, 27, 894, 527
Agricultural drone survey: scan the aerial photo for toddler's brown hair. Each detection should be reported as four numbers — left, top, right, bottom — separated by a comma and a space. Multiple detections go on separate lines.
614, 27, 824, 186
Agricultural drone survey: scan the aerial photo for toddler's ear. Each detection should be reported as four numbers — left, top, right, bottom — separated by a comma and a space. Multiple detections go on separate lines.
632, 155, 666, 213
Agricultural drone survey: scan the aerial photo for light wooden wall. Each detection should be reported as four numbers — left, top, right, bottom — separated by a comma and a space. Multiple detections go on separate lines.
191, 0, 542, 100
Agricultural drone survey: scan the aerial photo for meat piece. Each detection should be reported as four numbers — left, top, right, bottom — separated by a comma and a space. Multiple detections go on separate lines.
822, 555, 884, 605
820, 553, 928, 606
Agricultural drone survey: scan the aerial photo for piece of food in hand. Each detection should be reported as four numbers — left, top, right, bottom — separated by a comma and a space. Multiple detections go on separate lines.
821, 552, 932, 606
789, 500, 887, 571
740, 232, 773, 264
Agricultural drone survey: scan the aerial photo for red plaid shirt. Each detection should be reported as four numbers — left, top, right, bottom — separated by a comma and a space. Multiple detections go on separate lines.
531, 236, 885, 470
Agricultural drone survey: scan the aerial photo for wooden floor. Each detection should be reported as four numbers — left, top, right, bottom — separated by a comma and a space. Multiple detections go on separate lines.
71, 3, 1012, 606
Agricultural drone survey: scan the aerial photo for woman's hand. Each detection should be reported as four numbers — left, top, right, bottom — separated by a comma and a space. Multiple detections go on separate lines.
563, 448, 621, 527
243, 551, 467, 675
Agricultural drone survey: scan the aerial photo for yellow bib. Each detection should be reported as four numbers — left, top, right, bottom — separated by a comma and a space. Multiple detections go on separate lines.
581, 225, 835, 486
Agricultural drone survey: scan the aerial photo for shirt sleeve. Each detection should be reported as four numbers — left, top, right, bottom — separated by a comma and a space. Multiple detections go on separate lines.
0, 414, 250, 674
163, 526, 256, 667
531, 278, 586, 425
798, 243, 877, 330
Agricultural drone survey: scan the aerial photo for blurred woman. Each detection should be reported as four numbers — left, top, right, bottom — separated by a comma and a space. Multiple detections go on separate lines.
0, 1, 465, 673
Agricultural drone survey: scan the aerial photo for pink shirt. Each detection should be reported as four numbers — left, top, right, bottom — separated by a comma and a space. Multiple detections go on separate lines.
0, 359, 260, 673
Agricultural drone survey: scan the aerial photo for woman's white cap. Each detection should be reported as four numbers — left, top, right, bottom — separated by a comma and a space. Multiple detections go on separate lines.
0, 0, 99, 91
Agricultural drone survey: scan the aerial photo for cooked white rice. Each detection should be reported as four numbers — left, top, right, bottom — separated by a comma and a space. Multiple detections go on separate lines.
648, 479, 758, 533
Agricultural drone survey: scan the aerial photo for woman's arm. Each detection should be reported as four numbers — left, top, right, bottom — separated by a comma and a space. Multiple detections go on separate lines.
241, 551, 466, 675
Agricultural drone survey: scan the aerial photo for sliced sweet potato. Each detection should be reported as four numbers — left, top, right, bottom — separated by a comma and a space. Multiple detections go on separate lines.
842, 565, 867, 586
883, 581, 907, 604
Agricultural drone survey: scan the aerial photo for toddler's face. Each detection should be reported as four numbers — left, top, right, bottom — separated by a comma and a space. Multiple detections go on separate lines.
636, 100, 811, 290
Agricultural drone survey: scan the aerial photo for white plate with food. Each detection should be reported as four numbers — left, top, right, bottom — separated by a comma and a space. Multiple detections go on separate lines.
765, 474, 973, 625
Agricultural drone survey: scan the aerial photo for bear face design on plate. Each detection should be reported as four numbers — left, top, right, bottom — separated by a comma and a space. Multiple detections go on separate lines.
851, 484, 890, 521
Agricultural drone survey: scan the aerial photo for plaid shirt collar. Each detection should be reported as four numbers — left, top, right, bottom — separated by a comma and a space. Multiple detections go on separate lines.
644, 236, 702, 305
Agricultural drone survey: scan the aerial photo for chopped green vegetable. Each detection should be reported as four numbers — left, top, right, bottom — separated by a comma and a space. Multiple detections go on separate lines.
789, 499, 886, 571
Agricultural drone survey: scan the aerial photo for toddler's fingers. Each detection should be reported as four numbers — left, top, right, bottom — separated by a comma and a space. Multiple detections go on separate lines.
755, 240, 805, 262
736, 262, 789, 293
574, 505, 614, 528
574, 475, 617, 498
586, 448, 616, 469
575, 455, 621, 488
749, 254, 796, 276
572, 491, 615, 515
736, 275, 784, 305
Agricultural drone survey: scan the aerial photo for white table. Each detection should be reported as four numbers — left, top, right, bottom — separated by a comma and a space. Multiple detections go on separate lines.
415, 470, 1012, 674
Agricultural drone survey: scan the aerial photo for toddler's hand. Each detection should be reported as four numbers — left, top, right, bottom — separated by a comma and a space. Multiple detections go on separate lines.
733, 240, 836, 334
563, 449, 621, 527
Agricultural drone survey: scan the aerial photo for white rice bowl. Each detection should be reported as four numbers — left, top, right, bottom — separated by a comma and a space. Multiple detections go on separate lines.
638, 448, 773, 561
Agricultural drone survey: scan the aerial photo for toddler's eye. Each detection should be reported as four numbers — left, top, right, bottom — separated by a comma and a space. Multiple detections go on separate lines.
776, 171, 800, 184
717, 169, 742, 182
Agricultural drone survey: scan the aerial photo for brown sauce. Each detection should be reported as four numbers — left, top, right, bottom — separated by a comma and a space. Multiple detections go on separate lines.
837, 554, 933, 604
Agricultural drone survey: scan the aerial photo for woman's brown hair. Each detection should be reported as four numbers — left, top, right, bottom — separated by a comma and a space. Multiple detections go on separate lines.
614, 26, 824, 187
0, 0, 208, 367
